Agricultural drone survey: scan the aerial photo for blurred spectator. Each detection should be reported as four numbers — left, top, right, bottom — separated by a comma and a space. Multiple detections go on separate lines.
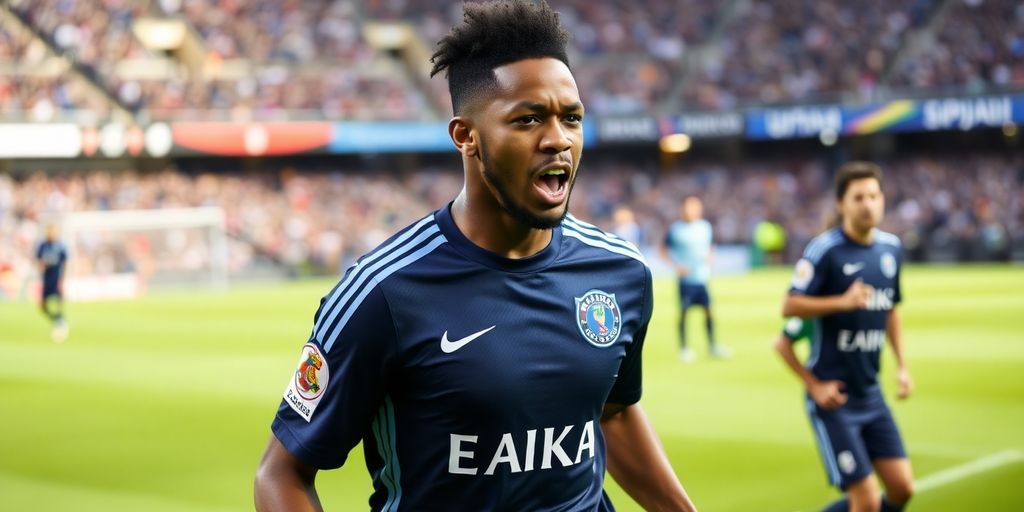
3, 152, 1020, 293
682, 0, 935, 110
892, 0, 1024, 93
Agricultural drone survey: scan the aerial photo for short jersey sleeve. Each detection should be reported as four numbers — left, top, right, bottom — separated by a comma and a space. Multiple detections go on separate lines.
271, 283, 398, 469
606, 265, 653, 406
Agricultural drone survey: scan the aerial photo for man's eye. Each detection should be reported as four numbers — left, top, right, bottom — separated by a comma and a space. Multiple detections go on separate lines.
564, 114, 583, 123
514, 116, 540, 125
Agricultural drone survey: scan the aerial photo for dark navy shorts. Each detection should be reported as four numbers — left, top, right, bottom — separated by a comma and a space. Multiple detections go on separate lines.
805, 390, 907, 489
678, 281, 710, 309
42, 281, 62, 299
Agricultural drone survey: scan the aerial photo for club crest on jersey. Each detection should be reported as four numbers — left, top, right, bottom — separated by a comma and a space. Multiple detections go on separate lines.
284, 343, 330, 422
880, 252, 897, 278
575, 289, 622, 348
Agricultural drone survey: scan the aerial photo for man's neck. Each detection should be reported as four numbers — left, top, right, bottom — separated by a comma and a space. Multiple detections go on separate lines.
842, 222, 874, 245
450, 194, 553, 259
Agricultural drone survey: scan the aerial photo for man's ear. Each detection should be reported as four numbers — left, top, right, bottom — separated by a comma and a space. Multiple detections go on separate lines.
449, 117, 478, 159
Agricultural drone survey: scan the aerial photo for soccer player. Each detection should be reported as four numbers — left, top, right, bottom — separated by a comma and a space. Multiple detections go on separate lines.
254, 2, 698, 511
36, 224, 68, 343
660, 195, 729, 362
779, 162, 914, 512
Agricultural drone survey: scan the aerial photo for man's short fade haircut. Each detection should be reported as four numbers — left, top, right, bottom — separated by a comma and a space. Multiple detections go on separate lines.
834, 161, 883, 200
429, 0, 571, 115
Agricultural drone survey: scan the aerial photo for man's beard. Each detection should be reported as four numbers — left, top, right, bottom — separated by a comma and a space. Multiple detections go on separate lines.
478, 143, 574, 230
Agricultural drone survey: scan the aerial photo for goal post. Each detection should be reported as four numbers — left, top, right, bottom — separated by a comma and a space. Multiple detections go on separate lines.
61, 206, 228, 300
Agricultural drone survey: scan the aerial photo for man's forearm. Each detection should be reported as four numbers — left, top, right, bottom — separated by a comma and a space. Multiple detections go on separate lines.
886, 309, 906, 369
781, 294, 847, 318
254, 438, 323, 512
602, 403, 697, 512
774, 336, 817, 388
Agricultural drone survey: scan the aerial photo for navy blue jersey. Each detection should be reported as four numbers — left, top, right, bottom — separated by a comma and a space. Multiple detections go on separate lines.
788, 228, 902, 397
271, 204, 653, 511
36, 240, 67, 286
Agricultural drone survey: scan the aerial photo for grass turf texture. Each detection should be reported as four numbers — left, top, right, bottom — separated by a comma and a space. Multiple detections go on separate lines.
0, 265, 1021, 511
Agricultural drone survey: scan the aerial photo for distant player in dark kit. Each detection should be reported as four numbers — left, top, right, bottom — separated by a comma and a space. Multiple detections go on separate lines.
779, 162, 914, 512
36, 224, 69, 342
661, 195, 730, 362
254, 1, 698, 511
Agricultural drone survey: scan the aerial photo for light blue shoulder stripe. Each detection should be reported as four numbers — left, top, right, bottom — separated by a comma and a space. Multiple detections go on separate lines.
563, 214, 646, 262
562, 226, 648, 266
564, 214, 642, 254
803, 230, 843, 263
874, 229, 901, 247
322, 234, 446, 352
314, 215, 435, 338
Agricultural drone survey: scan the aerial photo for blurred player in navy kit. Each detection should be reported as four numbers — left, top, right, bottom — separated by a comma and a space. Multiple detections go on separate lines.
36, 224, 69, 343
254, 1, 697, 510
779, 162, 914, 512
661, 196, 730, 362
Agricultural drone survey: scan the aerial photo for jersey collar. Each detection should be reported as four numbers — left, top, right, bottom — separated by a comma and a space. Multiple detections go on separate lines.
434, 202, 562, 273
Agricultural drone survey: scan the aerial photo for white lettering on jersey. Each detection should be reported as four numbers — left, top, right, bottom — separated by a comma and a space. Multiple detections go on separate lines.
574, 420, 595, 464
838, 329, 886, 352
449, 421, 596, 475
484, 433, 522, 475
542, 425, 574, 470
449, 434, 479, 475
865, 288, 895, 311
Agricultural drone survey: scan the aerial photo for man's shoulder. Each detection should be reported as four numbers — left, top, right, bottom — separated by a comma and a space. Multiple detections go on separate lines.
801, 228, 844, 264
561, 214, 648, 269
873, 229, 901, 249
349, 212, 448, 280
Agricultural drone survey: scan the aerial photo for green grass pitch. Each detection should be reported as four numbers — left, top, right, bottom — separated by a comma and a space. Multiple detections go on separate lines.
1, 265, 1021, 511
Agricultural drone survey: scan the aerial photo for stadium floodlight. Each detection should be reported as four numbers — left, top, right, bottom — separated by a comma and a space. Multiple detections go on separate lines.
659, 133, 692, 153
818, 128, 839, 146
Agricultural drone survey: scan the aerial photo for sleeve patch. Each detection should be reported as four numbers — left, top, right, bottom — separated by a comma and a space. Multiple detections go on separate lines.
284, 343, 331, 422
791, 258, 814, 291
784, 317, 803, 338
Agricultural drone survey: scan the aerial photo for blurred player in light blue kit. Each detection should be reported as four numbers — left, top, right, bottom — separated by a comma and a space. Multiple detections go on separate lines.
661, 196, 731, 362
36, 224, 68, 342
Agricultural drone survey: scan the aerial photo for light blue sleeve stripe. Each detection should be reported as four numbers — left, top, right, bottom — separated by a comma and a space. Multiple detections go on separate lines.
315, 216, 434, 334
316, 226, 440, 345
323, 235, 447, 352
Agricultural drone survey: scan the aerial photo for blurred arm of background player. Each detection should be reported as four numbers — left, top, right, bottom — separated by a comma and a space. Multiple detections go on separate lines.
778, 280, 874, 410
602, 403, 698, 512
887, 307, 913, 400
774, 332, 847, 410
781, 278, 872, 318
254, 436, 323, 512
658, 244, 689, 278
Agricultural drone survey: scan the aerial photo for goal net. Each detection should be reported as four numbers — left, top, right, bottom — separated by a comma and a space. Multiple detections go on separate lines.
61, 206, 228, 300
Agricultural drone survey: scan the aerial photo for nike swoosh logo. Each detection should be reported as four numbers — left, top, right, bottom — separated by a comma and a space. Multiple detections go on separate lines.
843, 262, 865, 276
440, 325, 496, 353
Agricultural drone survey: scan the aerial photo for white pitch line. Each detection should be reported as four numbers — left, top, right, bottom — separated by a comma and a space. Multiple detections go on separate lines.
917, 449, 1024, 493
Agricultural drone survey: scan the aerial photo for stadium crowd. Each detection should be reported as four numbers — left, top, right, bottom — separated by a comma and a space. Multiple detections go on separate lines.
6, 0, 1019, 119
2, 152, 1019, 295
891, 0, 1024, 93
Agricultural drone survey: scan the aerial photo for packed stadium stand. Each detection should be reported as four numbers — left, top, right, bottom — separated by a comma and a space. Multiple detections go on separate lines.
0, 0, 1022, 296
